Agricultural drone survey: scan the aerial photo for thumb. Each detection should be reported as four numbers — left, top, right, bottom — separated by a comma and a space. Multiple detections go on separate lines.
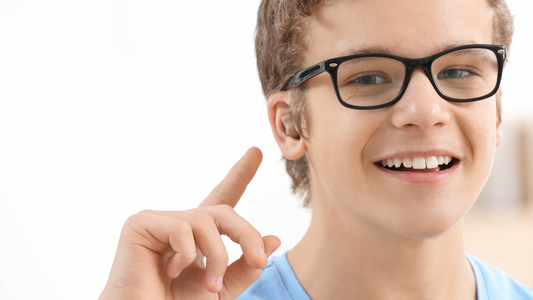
200, 147, 263, 208
218, 235, 281, 300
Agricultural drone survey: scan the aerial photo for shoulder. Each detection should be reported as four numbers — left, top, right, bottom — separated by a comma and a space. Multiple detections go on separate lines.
237, 252, 310, 300
466, 253, 533, 300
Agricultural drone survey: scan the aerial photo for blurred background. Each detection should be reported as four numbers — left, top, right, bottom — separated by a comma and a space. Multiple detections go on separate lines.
0, 0, 531, 299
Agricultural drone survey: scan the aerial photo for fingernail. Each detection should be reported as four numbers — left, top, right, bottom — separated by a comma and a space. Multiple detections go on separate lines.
215, 276, 223, 291
259, 247, 267, 260
173, 270, 182, 278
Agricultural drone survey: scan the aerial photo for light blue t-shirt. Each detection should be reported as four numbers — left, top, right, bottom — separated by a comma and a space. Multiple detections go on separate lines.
238, 252, 533, 299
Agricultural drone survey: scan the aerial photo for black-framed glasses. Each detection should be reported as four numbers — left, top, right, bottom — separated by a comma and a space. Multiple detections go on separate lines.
283, 44, 506, 110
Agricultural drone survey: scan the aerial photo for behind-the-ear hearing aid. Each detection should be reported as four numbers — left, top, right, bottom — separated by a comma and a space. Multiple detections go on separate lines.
281, 114, 300, 138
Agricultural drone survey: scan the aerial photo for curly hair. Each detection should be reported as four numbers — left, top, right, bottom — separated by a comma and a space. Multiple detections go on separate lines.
255, 0, 514, 206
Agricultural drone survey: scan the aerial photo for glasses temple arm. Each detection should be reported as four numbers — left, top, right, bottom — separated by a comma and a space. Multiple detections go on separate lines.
283, 61, 327, 90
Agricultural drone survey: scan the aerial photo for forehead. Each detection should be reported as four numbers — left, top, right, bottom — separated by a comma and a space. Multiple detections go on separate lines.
305, 0, 494, 64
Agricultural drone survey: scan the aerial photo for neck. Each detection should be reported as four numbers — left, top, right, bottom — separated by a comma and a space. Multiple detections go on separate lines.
288, 192, 476, 300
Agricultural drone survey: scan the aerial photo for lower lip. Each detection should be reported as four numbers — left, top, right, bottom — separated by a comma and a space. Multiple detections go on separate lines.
375, 161, 460, 184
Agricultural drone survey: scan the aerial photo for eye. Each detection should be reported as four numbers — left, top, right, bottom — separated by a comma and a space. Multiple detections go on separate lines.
352, 74, 388, 85
437, 69, 472, 79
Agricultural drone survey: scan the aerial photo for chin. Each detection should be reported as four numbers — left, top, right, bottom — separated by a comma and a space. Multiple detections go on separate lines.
386, 207, 467, 240
395, 221, 459, 240
366, 186, 478, 240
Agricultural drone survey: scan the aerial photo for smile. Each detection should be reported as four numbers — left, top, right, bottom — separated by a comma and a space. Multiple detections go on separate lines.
375, 155, 458, 172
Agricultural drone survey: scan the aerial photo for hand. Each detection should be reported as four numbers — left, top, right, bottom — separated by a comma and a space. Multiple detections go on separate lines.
98, 147, 281, 300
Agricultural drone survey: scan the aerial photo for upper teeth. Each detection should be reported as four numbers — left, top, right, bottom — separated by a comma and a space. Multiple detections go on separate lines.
380, 155, 453, 169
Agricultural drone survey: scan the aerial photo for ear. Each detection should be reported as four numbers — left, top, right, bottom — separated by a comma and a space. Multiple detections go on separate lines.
267, 91, 307, 160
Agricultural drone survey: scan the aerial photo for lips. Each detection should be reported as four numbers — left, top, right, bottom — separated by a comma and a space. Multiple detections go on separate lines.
373, 153, 460, 183
375, 155, 458, 172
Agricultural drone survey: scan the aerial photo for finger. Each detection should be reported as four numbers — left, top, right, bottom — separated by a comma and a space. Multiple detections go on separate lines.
143, 209, 230, 293
123, 213, 197, 276
146, 207, 268, 291
190, 212, 231, 293
200, 147, 262, 208
197, 204, 269, 270
219, 235, 281, 300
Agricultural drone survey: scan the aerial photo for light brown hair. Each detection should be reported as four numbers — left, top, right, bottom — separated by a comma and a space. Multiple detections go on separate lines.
255, 0, 514, 206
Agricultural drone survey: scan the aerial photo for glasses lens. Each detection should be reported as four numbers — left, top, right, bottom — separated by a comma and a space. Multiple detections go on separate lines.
337, 57, 405, 107
431, 48, 499, 100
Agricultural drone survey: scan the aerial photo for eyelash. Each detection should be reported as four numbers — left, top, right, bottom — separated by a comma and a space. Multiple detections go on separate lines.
349, 72, 390, 84
439, 66, 479, 77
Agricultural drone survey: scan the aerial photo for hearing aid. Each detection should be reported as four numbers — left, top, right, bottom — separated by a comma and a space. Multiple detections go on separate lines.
281, 114, 300, 138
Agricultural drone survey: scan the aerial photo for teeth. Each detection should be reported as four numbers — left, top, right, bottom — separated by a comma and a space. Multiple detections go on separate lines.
379, 155, 454, 169
426, 156, 439, 169
393, 157, 402, 168
412, 157, 426, 169
403, 157, 412, 168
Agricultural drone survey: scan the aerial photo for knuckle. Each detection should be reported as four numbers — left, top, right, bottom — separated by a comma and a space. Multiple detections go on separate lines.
216, 204, 233, 213
175, 219, 193, 235
191, 211, 214, 225
124, 213, 142, 227
181, 249, 198, 263
210, 252, 229, 265
241, 230, 262, 247
121, 214, 147, 241
212, 191, 233, 205
234, 169, 247, 186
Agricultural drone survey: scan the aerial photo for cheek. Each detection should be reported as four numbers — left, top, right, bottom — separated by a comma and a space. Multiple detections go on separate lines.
466, 101, 497, 159
306, 97, 359, 182
305, 94, 384, 199
456, 100, 499, 194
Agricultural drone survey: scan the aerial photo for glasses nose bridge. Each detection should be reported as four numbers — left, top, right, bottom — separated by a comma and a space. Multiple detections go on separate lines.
403, 57, 436, 90
405, 56, 433, 78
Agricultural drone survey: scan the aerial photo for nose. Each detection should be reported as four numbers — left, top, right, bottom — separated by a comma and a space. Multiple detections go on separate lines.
390, 69, 451, 132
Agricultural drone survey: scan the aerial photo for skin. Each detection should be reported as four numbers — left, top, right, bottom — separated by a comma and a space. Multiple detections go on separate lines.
101, 0, 502, 299
269, 0, 502, 299
98, 147, 281, 300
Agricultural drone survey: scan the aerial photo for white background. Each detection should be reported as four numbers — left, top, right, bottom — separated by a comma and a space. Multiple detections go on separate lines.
0, 0, 531, 299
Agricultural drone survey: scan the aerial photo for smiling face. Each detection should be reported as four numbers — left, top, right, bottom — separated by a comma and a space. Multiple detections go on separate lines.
300, 0, 501, 239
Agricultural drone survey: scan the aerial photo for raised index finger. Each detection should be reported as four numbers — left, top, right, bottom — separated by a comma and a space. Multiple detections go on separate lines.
199, 147, 262, 208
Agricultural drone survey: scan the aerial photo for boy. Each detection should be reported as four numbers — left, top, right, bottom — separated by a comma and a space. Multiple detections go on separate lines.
99, 0, 533, 299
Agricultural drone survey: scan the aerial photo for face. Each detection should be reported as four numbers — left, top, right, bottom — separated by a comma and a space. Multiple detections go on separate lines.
301, 0, 500, 238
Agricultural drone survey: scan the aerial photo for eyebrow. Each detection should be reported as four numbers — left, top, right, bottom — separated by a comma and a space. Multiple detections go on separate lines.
341, 46, 397, 56
340, 42, 479, 57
